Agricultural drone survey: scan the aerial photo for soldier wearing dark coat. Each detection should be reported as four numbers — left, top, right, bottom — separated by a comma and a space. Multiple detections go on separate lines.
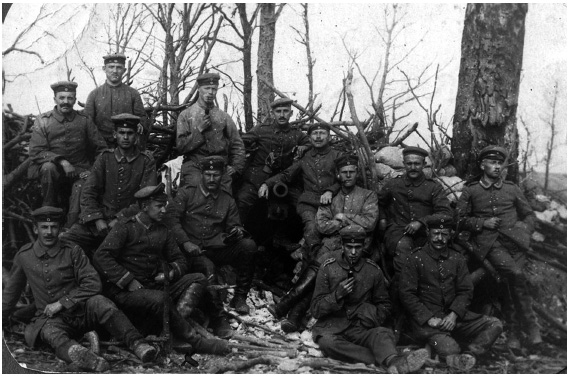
399, 216, 503, 371
457, 145, 541, 350
176, 73, 245, 191
236, 97, 310, 222
28, 81, 107, 225
311, 225, 428, 374
164, 156, 257, 320
93, 184, 229, 355
61, 114, 156, 256
2, 207, 157, 371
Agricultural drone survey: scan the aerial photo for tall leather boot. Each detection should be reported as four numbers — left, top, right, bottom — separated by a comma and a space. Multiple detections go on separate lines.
281, 292, 312, 333
268, 265, 318, 319
184, 332, 230, 355
204, 287, 233, 339
177, 283, 204, 320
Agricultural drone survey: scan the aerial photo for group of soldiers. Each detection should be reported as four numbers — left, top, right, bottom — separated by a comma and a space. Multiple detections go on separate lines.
2, 52, 542, 373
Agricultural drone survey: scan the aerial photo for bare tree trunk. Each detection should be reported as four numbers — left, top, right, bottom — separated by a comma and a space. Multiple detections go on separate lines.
238, 4, 255, 131
544, 83, 559, 191
257, 4, 283, 123
301, 4, 314, 115
452, 4, 527, 182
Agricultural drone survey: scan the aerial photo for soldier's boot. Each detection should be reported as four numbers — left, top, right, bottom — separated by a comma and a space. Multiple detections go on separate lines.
204, 287, 233, 339
445, 353, 477, 371
281, 293, 311, 333
527, 324, 543, 346
230, 260, 255, 315
506, 331, 522, 352
132, 339, 158, 363
466, 318, 503, 356
268, 265, 318, 319
230, 294, 250, 315
184, 332, 230, 355
177, 283, 205, 320
386, 348, 428, 374
67, 344, 110, 372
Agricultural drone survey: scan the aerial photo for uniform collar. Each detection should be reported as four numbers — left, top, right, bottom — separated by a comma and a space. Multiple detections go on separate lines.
114, 147, 140, 163
105, 81, 124, 89
272, 121, 291, 133
52, 107, 76, 123
135, 212, 154, 230
196, 98, 216, 111
310, 145, 331, 157
199, 184, 219, 199
336, 255, 365, 272
425, 244, 449, 260
404, 173, 426, 187
479, 177, 503, 189
32, 240, 61, 258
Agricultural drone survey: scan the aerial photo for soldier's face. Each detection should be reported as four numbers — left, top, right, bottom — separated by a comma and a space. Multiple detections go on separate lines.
480, 159, 503, 179
310, 129, 330, 149
202, 169, 223, 192
114, 127, 136, 150
198, 84, 218, 104
144, 200, 167, 223
403, 154, 425, 180
342, 241, 364, 266
338, 165, 357, 189
53, 92, 76, 114
104, 63, 126, 85
34, 221, 60, 248
428, 228, 451, 251
272, 106, 293, 126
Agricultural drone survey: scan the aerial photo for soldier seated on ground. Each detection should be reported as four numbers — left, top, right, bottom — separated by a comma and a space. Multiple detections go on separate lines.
165, 156, 257, 319
399, 216, 503, 371
93, 184, 229, 355
311, 225, 428, 374
2, 207, 156, 372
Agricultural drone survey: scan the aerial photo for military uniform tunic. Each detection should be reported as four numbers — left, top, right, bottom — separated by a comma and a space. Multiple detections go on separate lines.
399, 244, 502, 357
311, 255, 396, 365
2, 240, 144, 359
377, 174, 452, 275
85, 82, 147, 147
176, 102, 245, 189
316, 185, 379, 259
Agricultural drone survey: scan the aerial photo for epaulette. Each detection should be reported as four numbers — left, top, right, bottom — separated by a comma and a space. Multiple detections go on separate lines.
75, 109, 88, 118
60, 239, 80, 250
323, 257, 336, 267
102, 148, 115, 154
365, 258, 380, 269
411, 246, 423, 254
16, 242, 34, 255
40, 110, 54, 118
466, 181, 479, 187
503, 180, 515, 185
142, 150, 155, 160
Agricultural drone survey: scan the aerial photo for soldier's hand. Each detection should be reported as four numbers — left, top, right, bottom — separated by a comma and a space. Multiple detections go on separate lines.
258, 184, 269, 199
198, 114, 212, 132
79, 170, 91, 180
155, 271, 174, 283
226, 165, 236, 176
379, 219, 388, 231
108, 218, 118, 229
427, 317, 442, 328
137, 123, 144, 135
439, 312, 457, 331
295, 145, 308, 159
483, 217, 501, 230
127, 279, 144, 292
320, 191, 333, 205
334, 213, 347, 225
43, 301, 64, 318
335, 277, 355, 300
60, 160, 77, 178
183, 241, 202, 256
404, 221, 422, 235
95, 219, 109, 234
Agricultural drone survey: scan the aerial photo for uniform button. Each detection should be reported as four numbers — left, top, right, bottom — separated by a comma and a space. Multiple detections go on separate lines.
44, 263, 48, 267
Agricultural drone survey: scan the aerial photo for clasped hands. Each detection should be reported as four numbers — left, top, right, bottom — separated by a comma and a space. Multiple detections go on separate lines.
427, 311, 458, 332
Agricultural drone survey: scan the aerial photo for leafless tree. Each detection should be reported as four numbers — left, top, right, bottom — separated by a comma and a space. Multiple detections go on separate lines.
541, 81, 561, 191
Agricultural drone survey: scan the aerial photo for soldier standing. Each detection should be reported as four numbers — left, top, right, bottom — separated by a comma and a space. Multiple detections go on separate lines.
457, 146, 541, 350
399, 216, 503, 371
61, 114, 156, 256
28, 81, 107, 225
176, 73, 245, 191
85, 53, 148, 148
311, 225, 428, 373
3, 207, 157, 371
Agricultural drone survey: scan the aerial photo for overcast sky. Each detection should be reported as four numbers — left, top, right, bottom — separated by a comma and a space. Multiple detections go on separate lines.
2, 3, 566, 173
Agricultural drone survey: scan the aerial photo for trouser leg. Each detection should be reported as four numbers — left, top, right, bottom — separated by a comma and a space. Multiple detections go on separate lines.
344, 324, 398, 366
236, 181, 259, 224
66, 178, 85, 228
454, 314, 503, 355
59, 223, 104, 259
486, 244, 539, 330
299, 209, 322, 254
271, 263, 318, 318
83, 295, 144, 350
38, 162, 61, 206
39, 317, 80, 363
315, 334, 376, 365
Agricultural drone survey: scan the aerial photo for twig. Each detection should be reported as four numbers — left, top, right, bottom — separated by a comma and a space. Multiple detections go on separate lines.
389, 122, 418, 146
225, 311, 297, 342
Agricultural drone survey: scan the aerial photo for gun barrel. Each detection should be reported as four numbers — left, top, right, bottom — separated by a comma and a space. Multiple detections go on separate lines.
272, 182, 289, 198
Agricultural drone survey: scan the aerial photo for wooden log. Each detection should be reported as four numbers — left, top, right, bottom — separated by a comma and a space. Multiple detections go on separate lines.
228, 342, 297, 358
536, 219, 567, 239
243, 350, 294, 358
389, 122, 419, 146
527, 250, 566, 271
3, 209, 32, 224
231, 334, 286, 348
531, 241, 566, 261
207, 356, 279, 374
224, 311, 297, 342
3, 157, 32, 191
532, 302, 567, 333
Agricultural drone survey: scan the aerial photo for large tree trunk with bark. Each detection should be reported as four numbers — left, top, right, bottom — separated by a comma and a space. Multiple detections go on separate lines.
238, 4, 255, 131
452, 4, 527, 182
257, 4, 281, 124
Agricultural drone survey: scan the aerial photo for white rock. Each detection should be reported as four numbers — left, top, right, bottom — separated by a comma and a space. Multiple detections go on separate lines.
536, 194, 550, 203
375, 146, 404, 169
387, 169, 405, 179
422, 167, 433, 178
535, 210, 558, 223
278, 359, 300, 371
531, 232, 545, 242
447, 192, 461, 203
375, 162, 394, 178
308, 348, 324, 357
436, 176, 465, 193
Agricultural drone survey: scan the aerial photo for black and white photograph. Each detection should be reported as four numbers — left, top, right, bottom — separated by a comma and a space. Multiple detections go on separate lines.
2, 2, 566, 374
